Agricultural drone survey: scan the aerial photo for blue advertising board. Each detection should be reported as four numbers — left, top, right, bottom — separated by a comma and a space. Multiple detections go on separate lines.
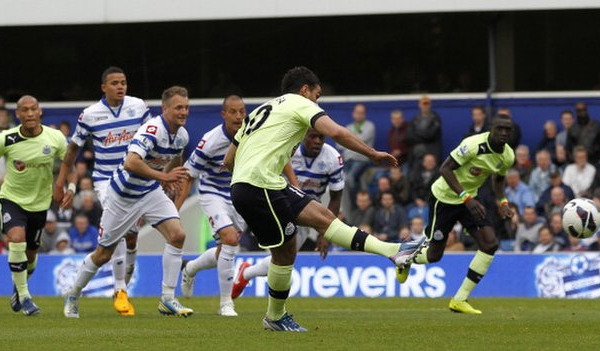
1, 252, 599, 299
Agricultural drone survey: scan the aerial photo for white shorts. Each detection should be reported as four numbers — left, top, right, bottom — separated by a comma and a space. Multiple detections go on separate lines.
95, 180, 141, 235
98, 186, 179, 247
199, 193, 246, 243
296, 226, 318, 251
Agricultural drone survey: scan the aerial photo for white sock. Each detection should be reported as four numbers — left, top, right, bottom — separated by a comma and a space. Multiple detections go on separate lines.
185, 247, 217, 276
243, 256, 271, 280
217, 244, 238, 306
125, 248, 137, 285
112, 239, 127, 291
71, 254, 100, 296
162, 243, 183, 300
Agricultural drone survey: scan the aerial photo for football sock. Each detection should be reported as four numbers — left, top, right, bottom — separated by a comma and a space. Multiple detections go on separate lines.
125, 248, 137, 285
266, 262, 292, 320
324, 218, 400, 257
217, 244, 237, 305
243, 256, 270, 280
454, 250, 494, 301
27, 253, 38, 278
186, 247, 218, 276
71, 253, 100, 296
414, 246, 430, 264
112, 238, 127, 291
162, 243, 183, 300
9, 242, 30, 301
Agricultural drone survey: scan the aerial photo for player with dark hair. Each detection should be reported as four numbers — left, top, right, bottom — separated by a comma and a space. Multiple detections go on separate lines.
224, 66, 422, 332
55, 66, 151, 316
1, 95, 72, 315
397, 114, 515, 314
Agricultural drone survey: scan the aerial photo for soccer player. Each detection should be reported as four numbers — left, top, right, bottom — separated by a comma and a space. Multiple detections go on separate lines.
224, 66, 421, 332
63, 86, 193, 318
231, 127, 344, 299
55, 66, 151, 316
1, 95, 71, 315
174, 95, 247, 317
396, 114, 515, 314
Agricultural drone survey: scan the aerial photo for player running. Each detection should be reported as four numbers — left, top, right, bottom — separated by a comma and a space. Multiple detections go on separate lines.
231, 127, 344, 299
224, 66, 422, 332
64, 86, 192, 318
1, 95, 72, 315
55, 66, 150, 316
174, 95, 247, 317
396, 114, 515, 314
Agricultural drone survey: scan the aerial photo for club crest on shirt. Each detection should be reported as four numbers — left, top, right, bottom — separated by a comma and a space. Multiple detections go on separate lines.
317, 161, 326, 171
284, 222, 296, 236
127, 108, 135, 117
458, 144, 469, 156
42, 145, 52, 155
469, 167, 483, 176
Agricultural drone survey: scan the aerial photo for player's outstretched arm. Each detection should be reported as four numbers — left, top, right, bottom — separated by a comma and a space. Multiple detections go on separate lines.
440, 156, 486, 220
313, 115, 397, 167
224, 144, 237, 172
54, 142, 80, 207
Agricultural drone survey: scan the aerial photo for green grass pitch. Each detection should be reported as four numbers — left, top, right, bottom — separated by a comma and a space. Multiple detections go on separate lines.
2, 297, 600, 350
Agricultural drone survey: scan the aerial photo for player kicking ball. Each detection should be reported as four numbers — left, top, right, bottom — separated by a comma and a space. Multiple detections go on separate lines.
396, 114, 515, 314
232, 128, 344, 299
64, 86, 192, 318
225, 66, 423, 332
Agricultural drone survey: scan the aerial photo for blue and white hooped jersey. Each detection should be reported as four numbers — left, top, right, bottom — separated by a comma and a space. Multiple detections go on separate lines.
110, 116, 189, 198
290, 143, 345, 199
72, 96, 151, 183
184, 123, 233, 202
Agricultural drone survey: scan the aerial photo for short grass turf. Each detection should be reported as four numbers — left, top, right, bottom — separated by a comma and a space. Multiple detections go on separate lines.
2, 297, 599, 351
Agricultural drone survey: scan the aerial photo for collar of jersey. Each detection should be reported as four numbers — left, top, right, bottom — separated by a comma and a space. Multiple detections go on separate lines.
160, 115, 176, 144
221, 123, 233, 142
101, 97, 124, 118
300, 144, 317, 168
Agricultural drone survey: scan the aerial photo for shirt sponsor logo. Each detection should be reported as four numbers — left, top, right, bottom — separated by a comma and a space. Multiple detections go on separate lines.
146, 125, 158, 135
198, 139, 206, 149
103, 129, 135, 146
469, 167, 483, 176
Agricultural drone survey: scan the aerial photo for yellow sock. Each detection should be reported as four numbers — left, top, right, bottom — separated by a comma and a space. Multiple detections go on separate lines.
266, 262, 293, 320
8, 242, 30, 301
454, 250, 494, 301
324, 219, 400, 257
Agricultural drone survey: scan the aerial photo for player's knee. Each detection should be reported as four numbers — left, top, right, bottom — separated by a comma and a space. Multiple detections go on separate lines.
125, 233, 138, 249
220, 235, 238, 246
167, 229, 186, 246
315, 208, 337, 234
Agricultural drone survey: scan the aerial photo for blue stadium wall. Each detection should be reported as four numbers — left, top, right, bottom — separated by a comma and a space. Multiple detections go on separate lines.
37, 94, 600, 161
1, 252, 598, 298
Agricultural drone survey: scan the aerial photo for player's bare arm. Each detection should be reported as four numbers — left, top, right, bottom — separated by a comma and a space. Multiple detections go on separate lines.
224, 143, 237, 171
54, 142, 81, 206
173, 173, 193, 210
283, 162, 299, 187
492, 174, 514, 219
124, 152, 188, 183
440, 156, 486, 220
313, 115, 397, 167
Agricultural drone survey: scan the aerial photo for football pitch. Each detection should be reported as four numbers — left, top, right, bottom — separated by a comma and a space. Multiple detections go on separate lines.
3, 297, 599, 350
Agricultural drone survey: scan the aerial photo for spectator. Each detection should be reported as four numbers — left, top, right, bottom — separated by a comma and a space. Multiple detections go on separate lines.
514, 145, 533, 184
566, 102, 600, 163
75, 190, 103, 227
373, 176, 392, 207
409, 153, 439, 204
531, 226, 561, 253
548, 212, 570, 249
562, 146, 596, 197
373, 191, 407, 242
346, 191, 375, 228
58, 120, 72, 141
389, 167, 411, 206
555, 143, 569, 171
463, 105, 489, 138
0, 106, 15, 131
497, 107, 522, 149
53, 205, 74, 234
555, 110, 574, 149
407, 216, 425, 241
514, 207, 545, 252
68, 214, 98, 253
587, 235, 600, 251
446, 223, 465, 252
387, 109, 409, 167
407, 96, 442, 169
539, 186, 568, 220
535, 170, 575, 216
49, 232, 75, 255
78, 176, 94, 192
505, 168, 536, 215
338, 103, 375, 205
529, 149, 557, 200
536, 120, 558, 162
75, 160, 91, 179
397, 226, 411, 243
39, 210, 68, 253
563, 235, 587, 252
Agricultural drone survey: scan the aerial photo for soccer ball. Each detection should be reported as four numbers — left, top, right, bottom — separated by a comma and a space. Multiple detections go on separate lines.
562, 198, 600, 238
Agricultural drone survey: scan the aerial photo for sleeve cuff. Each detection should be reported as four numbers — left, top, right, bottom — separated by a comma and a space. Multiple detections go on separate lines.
310, 111, 327, 128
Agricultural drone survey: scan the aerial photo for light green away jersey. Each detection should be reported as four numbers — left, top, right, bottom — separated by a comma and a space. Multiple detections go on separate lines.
431, 132, 515, 204
232, 93, 325, 189
0, 125, 67, 211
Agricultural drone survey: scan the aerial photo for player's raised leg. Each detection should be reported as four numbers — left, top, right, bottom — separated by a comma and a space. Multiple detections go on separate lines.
155, 218, 193, 317
232, 257, 269, 299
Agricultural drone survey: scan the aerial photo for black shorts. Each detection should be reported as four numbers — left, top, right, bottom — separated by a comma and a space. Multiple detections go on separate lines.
425, 194, 492, 243
0, 198, 47, 250
231, 183, 313, 249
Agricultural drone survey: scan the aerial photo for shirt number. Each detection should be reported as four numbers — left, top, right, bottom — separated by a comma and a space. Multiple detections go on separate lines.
244, 105, 272, 135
